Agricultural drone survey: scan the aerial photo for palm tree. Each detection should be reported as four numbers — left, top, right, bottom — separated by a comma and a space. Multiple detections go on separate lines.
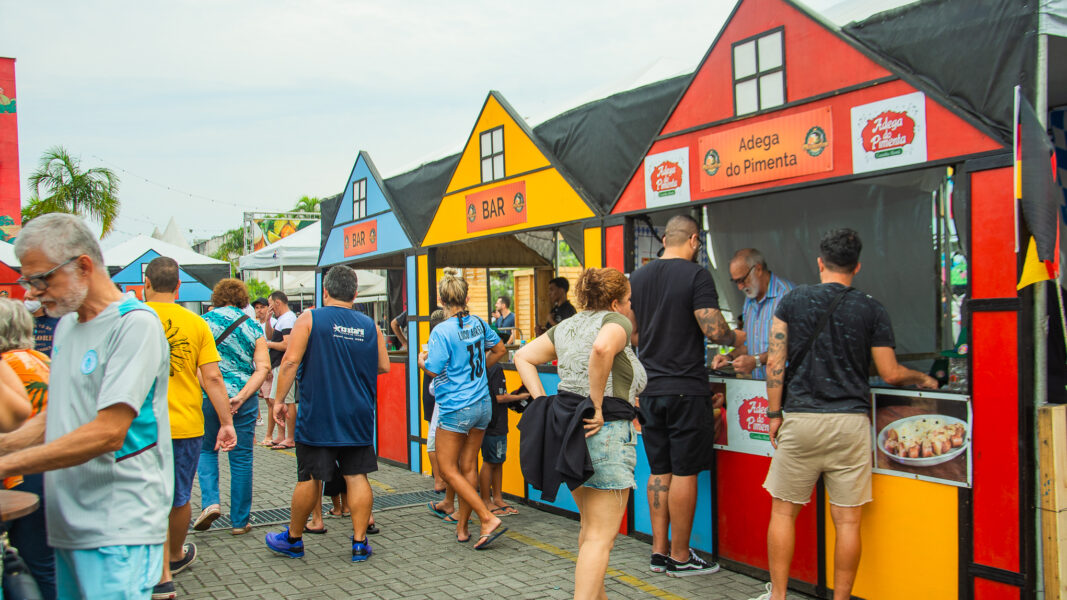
292, 195, 320, 213
22, 147, 118, 234
211, 227, 245, 276
22, 146, 121, 237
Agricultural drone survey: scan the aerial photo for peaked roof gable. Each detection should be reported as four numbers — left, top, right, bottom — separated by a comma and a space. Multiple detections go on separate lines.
330, 151, 417, 244
111, 249, 214, 302
420, 91, 597, 246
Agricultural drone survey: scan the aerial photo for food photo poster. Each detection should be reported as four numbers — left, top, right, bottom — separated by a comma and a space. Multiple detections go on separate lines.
872, 390, 972, 487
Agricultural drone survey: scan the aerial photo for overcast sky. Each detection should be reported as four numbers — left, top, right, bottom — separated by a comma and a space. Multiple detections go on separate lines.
0, 0, 880, 248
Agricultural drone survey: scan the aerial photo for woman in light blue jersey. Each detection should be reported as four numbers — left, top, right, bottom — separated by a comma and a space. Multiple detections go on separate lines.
419, 268, 508, 549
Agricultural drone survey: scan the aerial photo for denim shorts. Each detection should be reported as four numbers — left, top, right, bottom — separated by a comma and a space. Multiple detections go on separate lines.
172, 436, 203, 508
436, 396, 491, 434
583, 420, 637, 490
481, 434, 507, 464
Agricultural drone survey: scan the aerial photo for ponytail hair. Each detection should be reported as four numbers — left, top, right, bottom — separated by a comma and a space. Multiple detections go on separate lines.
438, 268, 469, 309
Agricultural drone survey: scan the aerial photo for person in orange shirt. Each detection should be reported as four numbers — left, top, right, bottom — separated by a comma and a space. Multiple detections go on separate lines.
0, 297, 55, 600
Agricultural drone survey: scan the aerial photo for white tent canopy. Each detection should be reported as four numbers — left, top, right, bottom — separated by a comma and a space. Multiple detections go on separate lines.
239, 224, 320, 271
0, 241, 18, 267
104, 235, 228, 268
255, 268, 387, 302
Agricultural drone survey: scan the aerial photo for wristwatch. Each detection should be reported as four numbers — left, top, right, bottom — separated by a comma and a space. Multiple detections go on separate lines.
753, 355, 762, 368
766, 410, 783, 419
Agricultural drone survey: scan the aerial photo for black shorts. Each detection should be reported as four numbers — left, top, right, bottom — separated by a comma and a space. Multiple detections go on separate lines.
638, 394, 714, 476
296, 443, 378, 482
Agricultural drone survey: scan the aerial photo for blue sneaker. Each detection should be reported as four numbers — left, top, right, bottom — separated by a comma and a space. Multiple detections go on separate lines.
265, 527, 304, 558
351, 538, 372, 562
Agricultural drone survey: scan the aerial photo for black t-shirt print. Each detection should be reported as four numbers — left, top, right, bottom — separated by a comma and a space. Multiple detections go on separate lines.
545, 301, 577, 330
485, 364, 510, 436
774, 283, 895, 414
630, 258, 720, 396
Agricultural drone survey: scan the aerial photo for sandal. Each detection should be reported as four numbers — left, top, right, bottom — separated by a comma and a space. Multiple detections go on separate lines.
271, 442, 295, 450
304, 525, 327, 534
473, 525, 508, 550
490, 507, 509, 517
500, 504, 519, 515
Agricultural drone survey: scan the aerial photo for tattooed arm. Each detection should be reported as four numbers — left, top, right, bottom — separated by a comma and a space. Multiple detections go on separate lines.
766, 317, 788, 448
693, 308, 746, 348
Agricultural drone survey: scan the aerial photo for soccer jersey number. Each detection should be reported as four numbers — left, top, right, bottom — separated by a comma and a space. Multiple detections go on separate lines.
466, 341, 484, 380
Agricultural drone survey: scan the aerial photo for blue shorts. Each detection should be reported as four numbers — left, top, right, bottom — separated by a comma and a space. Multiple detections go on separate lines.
172, 436, 202, 508
436, 396, 491, 434
481, 434, 507, 464
584, 420, 637, 490
56, 544, 162, 600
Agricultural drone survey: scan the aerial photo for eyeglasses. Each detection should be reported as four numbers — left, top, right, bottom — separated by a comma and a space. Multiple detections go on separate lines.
730, 265, 755, 286
17, 257, 79, 291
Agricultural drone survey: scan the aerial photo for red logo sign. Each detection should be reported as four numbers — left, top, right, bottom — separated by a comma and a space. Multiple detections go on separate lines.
342, 219, 378, 257
738, 395, 770, 435
861, 111, 916, 153
464, 181, 527, 234
650, 160, 683, 193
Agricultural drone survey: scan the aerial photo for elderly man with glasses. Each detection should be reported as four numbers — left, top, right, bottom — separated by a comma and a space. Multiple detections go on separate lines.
712, 248, 795, 379
0, 213, 173, 600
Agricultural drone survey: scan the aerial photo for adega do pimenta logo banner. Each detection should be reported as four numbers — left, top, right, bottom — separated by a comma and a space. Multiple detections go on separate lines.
698, 106, 833, 191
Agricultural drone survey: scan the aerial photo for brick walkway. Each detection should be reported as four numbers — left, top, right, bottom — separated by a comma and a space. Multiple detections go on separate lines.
175, 400, 812, 600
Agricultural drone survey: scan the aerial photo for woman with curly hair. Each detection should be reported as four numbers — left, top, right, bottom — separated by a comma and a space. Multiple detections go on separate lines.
515, 268, 646, 600
193, 279, 270, 535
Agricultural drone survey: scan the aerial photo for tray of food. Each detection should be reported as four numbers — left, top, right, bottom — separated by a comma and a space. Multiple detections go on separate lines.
877, 414, 969, 467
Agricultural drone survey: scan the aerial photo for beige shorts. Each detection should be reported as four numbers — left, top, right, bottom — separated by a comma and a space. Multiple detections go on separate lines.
259, 369, 274, 401
763, 412, 872, 507
269, 367, 297, 405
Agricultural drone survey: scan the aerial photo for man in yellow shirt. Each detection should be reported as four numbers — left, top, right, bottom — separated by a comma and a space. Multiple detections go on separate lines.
144, 257, 236, 600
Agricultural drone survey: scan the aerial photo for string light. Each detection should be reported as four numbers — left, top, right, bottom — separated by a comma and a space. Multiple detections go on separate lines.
89, 154, 266, 211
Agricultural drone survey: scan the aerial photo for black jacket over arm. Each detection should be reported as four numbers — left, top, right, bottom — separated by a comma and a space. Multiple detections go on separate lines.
517, 390, 637, 502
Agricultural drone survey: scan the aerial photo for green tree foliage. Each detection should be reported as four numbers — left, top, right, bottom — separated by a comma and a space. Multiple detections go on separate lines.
292, 195, 320, 213
22, 146, 120, 238
211, 227, 245, 276
245, 278, 271, 300
558, 239, 580, 267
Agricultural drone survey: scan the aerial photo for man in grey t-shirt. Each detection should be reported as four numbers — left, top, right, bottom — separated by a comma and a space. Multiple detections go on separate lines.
0, 214, 172, 599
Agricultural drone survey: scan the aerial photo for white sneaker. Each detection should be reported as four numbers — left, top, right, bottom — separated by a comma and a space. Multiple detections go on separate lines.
192, 504, 220, 531
749, 582, 773, 600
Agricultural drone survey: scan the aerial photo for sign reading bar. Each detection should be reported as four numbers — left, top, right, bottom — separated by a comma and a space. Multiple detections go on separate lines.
342, 219, 378, 257
698, 106, 833, 191
465, 181, 527, 233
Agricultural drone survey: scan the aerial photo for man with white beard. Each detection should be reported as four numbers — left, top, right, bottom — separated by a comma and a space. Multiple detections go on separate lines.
1, 214, 172, 599
711, 249, 794, 379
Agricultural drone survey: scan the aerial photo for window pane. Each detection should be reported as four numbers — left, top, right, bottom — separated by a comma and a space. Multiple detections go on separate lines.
758, 31, 783, 70
361, 180, 367, 199
493, 154, 505, 179
735, 80, 758, 115
733, 41, 757, 79
492, 128, 504, 153
482, 158, 493, 182
481, 132, 492, 157
759, 72, 784, 109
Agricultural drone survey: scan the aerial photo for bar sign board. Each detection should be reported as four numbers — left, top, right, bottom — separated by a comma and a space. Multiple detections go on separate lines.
343, 219, 378, 257
465, 181, 527, 233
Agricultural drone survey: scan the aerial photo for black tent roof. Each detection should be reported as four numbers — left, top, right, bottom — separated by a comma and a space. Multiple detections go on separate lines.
842, 0, 1036, 146
383, 153, 462, 247
533, 75, 690, 215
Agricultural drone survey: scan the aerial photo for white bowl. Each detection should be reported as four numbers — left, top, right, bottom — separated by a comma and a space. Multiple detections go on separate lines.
876, 414, 969, 467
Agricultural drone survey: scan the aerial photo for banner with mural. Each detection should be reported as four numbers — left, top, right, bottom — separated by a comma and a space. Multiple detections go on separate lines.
251, 218, 317, 251
0, 57, 21, 242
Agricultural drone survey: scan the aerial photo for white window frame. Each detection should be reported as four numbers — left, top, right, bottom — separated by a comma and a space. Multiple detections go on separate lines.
480, 126, 505, 183
352, 178, 368, 220
732, 27, 786, 116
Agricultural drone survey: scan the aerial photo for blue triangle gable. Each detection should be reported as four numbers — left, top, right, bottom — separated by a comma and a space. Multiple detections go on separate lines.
111, 249, 214, 303
334, 152, 391, 226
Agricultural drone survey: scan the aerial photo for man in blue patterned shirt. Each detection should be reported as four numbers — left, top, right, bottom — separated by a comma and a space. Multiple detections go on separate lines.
712, 249, 794, 379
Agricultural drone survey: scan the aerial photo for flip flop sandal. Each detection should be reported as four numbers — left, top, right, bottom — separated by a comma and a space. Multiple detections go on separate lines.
271, 443, 295, 450
457, 533, 470, 543
366, 523, 380, 535
474, 526, 508, 550
257, 440, 274, 447
490, 507, 509, 517
501, 504, 520, 515
427, 502, 449, 519
304, 525, 327, 534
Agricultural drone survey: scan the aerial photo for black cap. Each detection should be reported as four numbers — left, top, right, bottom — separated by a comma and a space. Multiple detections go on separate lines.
251, 297, 269, 307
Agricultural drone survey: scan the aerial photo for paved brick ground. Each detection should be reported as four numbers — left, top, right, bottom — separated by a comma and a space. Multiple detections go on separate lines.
176, 400, 812, 600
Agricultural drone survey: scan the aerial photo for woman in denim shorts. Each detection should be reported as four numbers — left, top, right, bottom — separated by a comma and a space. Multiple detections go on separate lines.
515, 268, 647, 599
419, 268, 508, 549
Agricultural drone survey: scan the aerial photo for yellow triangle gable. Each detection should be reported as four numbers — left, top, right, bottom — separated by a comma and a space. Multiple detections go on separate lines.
446, 93, 551, 194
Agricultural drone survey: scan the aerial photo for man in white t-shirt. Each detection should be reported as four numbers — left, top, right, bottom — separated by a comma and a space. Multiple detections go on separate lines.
265, 291, 297, 448
1, 214, 172, 598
